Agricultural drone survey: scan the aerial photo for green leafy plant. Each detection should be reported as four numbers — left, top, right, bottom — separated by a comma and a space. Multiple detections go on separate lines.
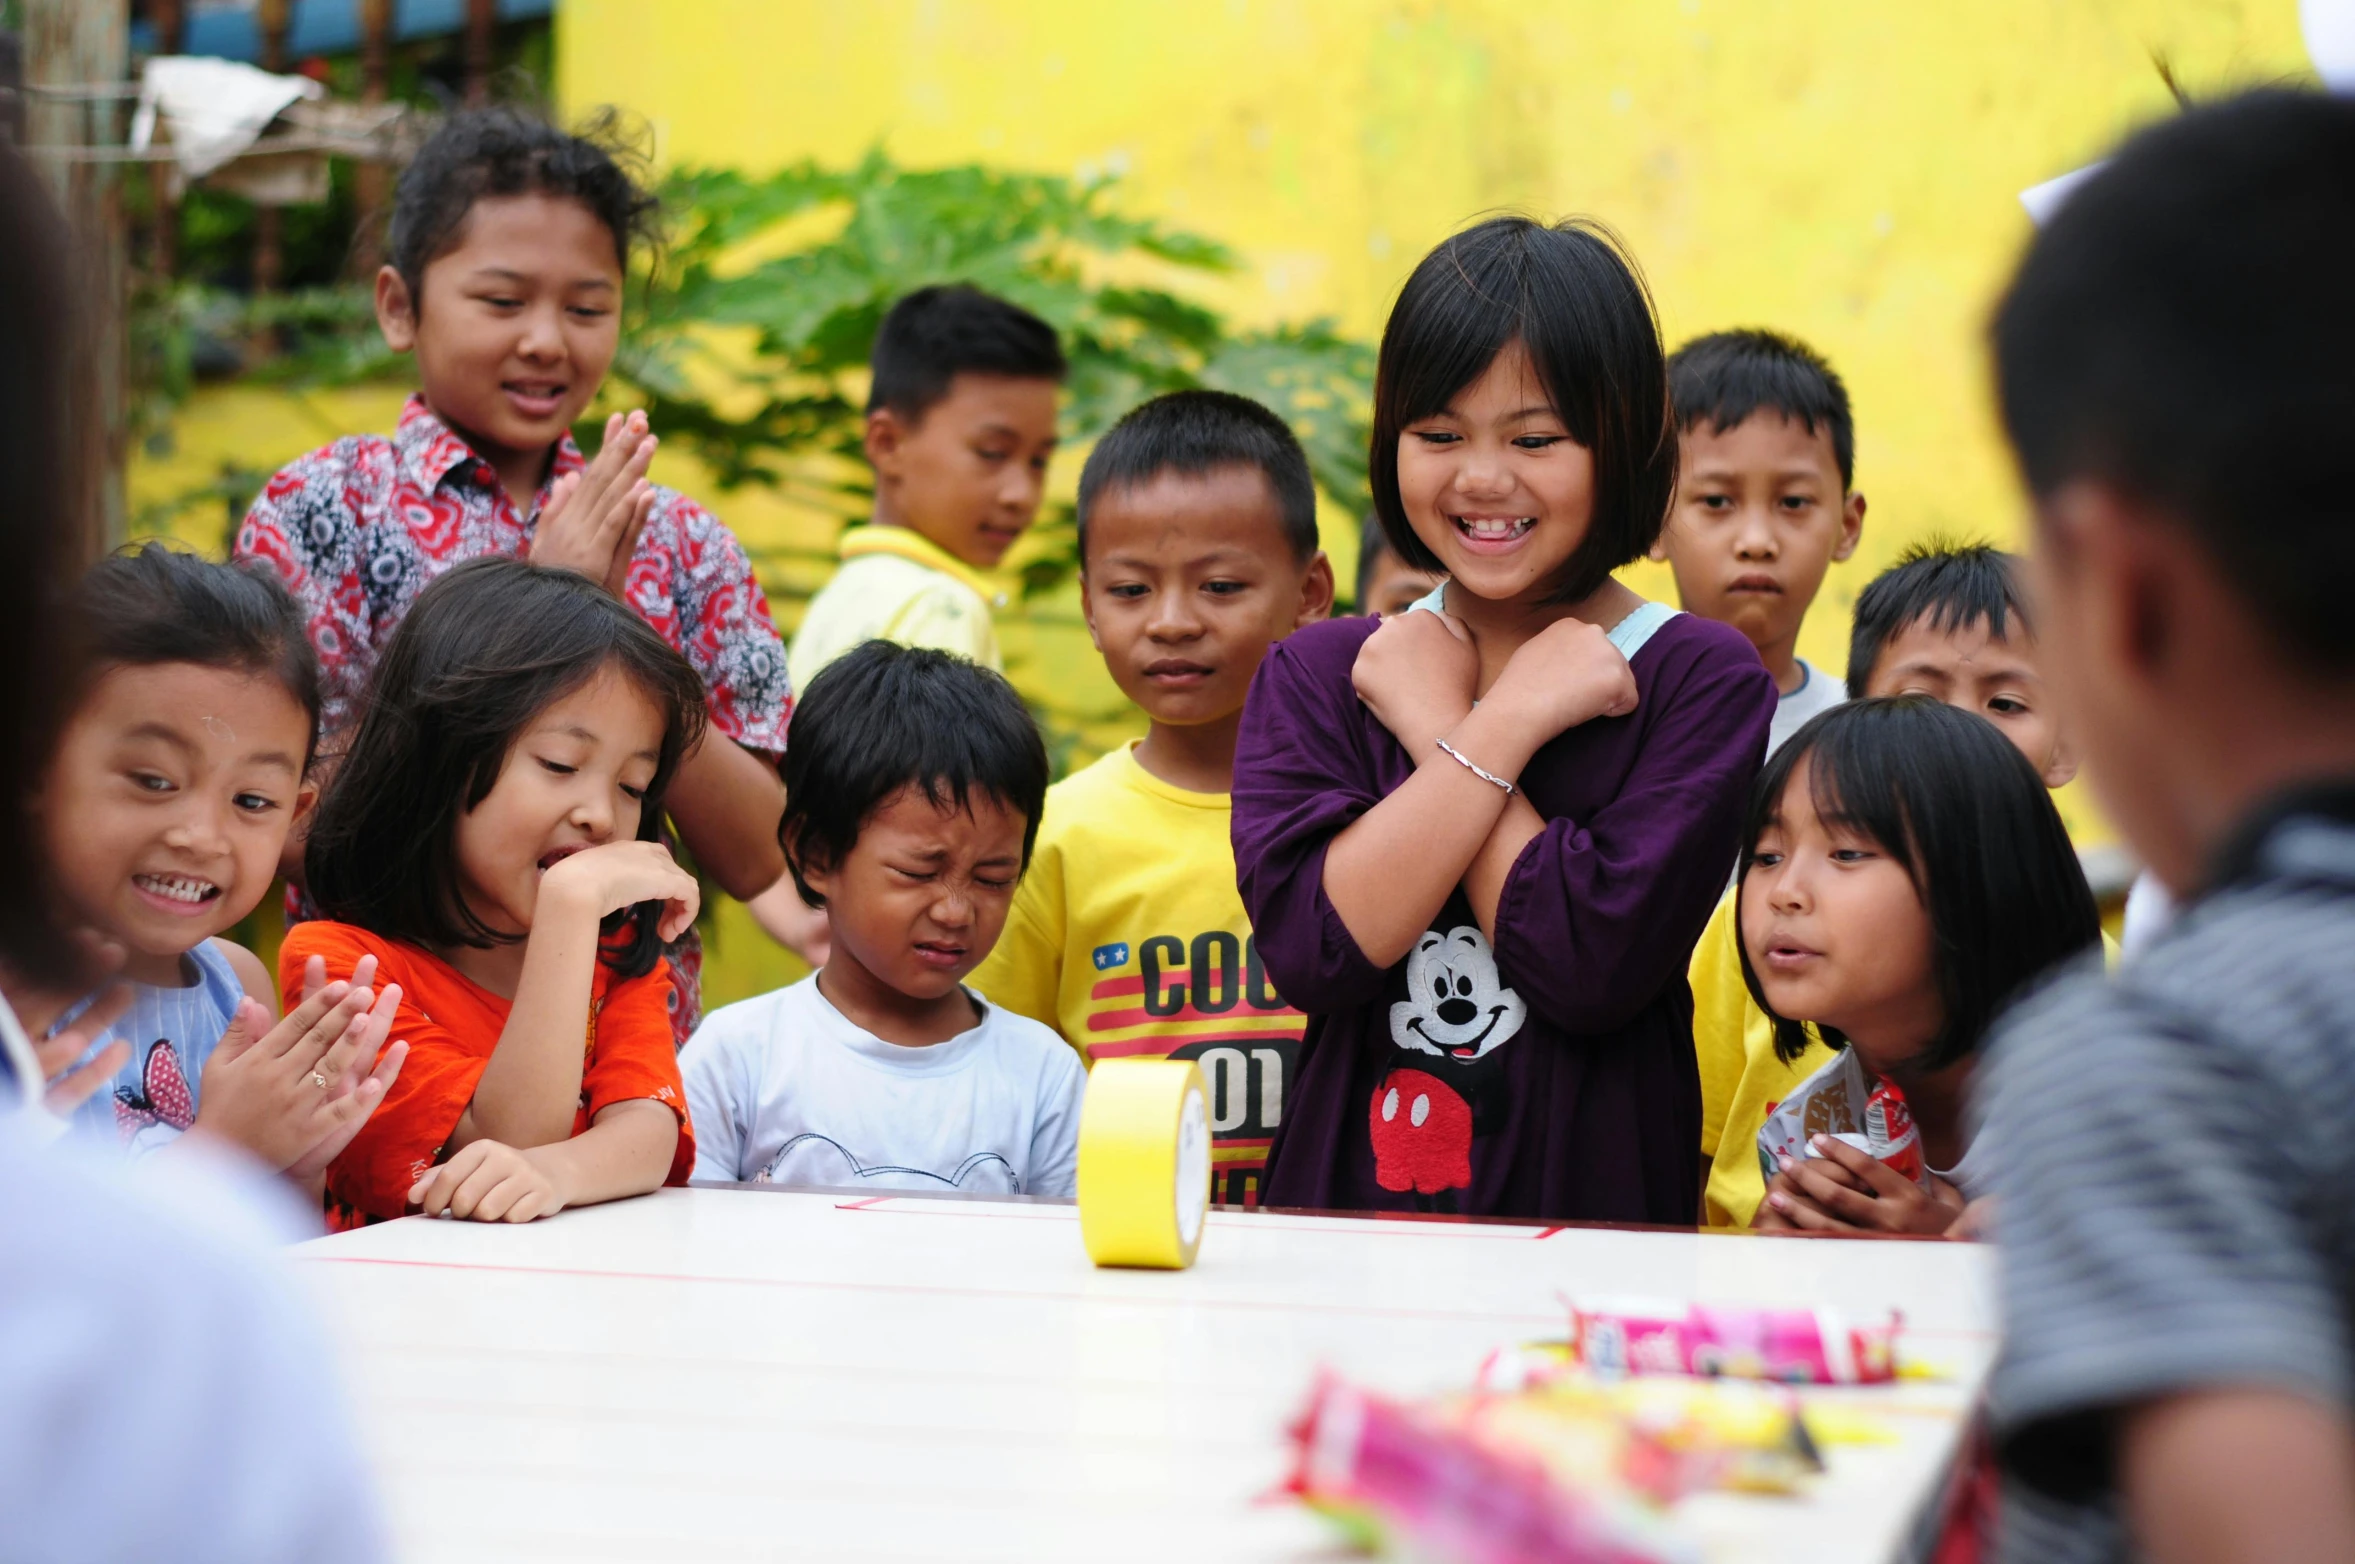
619, 150, 1374, 593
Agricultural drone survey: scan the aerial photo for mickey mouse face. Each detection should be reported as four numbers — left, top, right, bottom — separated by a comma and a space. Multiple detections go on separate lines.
1387, 925, 1528, 1062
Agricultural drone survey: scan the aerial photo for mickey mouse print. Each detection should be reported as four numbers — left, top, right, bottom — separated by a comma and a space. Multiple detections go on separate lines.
1369, 926, 1527, 1210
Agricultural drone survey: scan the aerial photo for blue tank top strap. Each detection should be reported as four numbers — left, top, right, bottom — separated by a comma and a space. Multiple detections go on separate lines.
1607, 600, 1681, 661
1405, 582, 1450, 618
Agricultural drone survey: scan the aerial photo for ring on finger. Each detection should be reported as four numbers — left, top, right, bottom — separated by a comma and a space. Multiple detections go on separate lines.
310, 1070, 328, 1088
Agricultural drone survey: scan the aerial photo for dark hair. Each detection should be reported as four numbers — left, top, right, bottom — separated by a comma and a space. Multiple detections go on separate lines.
867, 284, 1067, 423
387, 107, 659, 307
0, 141, 92, 980
305, 559, 707, 979
1355, 514, 1398, 609
1075, 389, 1318, 566
1994, 90, 2355, 671
1844, 540, 2031, 699
1370, 216, 1676, 603
779, 641, 1049, 909
1737, 698, 2100, 1069
1668, 328, 1855, 488
69, 544, 322, 764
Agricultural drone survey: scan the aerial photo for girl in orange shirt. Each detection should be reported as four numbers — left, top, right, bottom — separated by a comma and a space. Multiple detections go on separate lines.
288, 557, 708, 1227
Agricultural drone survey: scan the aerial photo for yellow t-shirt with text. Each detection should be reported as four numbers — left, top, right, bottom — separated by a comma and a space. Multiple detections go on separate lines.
969, 743, 1304, 1208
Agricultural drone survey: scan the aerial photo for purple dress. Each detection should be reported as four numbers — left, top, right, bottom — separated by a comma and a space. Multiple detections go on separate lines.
1231, 609, 1773, 1224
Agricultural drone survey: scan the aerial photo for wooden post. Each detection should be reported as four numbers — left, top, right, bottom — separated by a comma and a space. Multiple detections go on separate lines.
465, 0, 496, 107
145, 0, 181, 282
250, 0, 288, 298
348, 0, 393, 278
22, 0, 129, 558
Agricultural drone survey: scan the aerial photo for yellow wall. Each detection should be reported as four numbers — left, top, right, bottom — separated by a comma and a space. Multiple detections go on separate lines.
556, 0, 2313, 856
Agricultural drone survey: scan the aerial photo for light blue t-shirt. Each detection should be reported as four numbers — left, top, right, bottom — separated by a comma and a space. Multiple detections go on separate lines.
60, 940, 246, 1155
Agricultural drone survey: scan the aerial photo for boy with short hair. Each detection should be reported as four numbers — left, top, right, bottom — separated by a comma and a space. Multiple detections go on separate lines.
1694, 541, 2077, 1228
1355, 513, 1444, 617
1981, 92, 2355, 1564
785, 284, 1066, 691
682, 641, 1083, 1197
968, 390, 1334, 1208
1651, 329, 1865, 753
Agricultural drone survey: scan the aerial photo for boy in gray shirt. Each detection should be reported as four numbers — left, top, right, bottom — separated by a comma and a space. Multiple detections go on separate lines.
1979, 92, 2355, 1564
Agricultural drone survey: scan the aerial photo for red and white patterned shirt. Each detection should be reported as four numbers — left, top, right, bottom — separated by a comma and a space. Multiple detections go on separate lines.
235, 394, 794, 1042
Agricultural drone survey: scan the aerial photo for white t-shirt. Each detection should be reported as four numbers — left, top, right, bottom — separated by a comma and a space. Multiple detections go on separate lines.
682, 975, 1086, 1198
1768, 658, 1847, 756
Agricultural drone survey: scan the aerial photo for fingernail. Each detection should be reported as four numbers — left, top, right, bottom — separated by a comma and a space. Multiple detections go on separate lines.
1777, 1154, 1794, 1171
1768, 1192, 1789, 1210
1810, 1134, 1831, 1151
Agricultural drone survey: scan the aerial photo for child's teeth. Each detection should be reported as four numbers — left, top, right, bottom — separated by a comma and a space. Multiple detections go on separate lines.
137, 874, 215, 904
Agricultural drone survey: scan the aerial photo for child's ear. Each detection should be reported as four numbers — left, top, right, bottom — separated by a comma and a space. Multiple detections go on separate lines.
373, 264, 417, 354
863, 408, 907, 476
1078, 567, 1105, 652
2040, 731, 2081, 790
780, 819, 831, 909
1295, 550, 1336, 629
292, 776, 320, 829
1835, 491, 1867, 563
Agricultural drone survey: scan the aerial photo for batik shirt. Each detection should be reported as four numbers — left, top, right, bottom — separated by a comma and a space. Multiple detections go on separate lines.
234, 395, 794, 1042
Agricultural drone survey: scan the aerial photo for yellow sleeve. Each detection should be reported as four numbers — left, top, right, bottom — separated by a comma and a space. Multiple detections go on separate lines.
888, 582, 1002, 671
1688, 889, 1751, 1161
968, 827, 1069, 1044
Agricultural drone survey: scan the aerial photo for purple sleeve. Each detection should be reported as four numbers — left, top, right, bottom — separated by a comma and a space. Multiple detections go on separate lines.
1491, 630, 1774, 1034
1230, 624, 1393, 1014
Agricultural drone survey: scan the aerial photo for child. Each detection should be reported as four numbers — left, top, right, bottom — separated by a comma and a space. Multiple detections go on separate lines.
1982, 92, 2355, 1562
683, 642, 1082, 1196
785, 283, 1066, 691
968, 390, 1334, 1207
35, 544, 405, 1177
1651, 329, 1864, 754
1356, 514, 1444, 617
1231, 217, 1775, 1223
233, 108, 795, 1040
1693, 541, 2075, 1227
1736, 699, 2099, 1234
290, 559, 704, 1226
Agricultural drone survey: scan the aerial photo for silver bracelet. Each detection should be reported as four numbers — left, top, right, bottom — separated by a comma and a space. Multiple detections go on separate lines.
1435, 738, 1514, 796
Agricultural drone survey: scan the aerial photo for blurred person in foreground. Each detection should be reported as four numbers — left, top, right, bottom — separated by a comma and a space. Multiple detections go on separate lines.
1980, 90, 2355, 1564
0, 140, 387, 1563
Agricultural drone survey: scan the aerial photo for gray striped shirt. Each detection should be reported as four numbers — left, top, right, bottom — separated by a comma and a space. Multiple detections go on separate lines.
1978, 788, 2355, 1564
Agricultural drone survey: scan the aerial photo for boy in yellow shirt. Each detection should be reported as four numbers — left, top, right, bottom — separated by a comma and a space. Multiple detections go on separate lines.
1697, 541, 2082, 1226
786, 285, 1065, 690
969, 390, 1333, 1208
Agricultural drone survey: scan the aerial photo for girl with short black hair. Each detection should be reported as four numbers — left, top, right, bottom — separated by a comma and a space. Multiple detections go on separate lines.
1741, 698, 2100, 1234
293, 558, 707, 1227
1233, 216, 1777, 1223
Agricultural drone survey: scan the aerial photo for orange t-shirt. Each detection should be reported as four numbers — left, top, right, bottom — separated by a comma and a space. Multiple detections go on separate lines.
280, 920, 695, 1229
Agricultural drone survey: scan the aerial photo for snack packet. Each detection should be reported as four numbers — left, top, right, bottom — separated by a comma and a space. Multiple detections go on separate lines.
1569, 1300, 1901, 1385
1757, 1049, 1930, 1190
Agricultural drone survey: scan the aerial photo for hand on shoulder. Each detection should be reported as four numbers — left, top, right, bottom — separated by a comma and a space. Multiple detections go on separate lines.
1484, 614, 1638, 742
1350, 606, 1478, 753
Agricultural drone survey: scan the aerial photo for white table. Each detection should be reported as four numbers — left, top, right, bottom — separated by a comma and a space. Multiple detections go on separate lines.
295, 1187, 1996, 1563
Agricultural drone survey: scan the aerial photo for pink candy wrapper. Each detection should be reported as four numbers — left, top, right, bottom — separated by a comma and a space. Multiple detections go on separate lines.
1570, 1302, 1900, 1385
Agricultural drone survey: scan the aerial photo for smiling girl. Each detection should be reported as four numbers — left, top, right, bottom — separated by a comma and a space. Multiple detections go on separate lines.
1741, 698, 2099, 1234
290, 560, 705, 1227
1232, 218, 1776, 1222
234, 108, 795, 1044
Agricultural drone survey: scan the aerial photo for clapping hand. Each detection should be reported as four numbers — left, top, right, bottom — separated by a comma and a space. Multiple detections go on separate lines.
528, 409, 658, 596
192, 955, 408, 1173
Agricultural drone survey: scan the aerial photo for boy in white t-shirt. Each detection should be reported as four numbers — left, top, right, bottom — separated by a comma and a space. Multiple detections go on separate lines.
682, 641, 1082, 1197
1649, 329, 1865, 754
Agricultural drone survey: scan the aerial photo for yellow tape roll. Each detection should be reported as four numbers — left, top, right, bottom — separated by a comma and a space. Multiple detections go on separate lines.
1077, 1058, 1211, 1269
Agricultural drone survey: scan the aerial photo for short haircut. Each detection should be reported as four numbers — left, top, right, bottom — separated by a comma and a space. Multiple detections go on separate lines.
68, 543, 323, 764
1355, 513, 1398, 609
779, 641, 1051, 910
305, 559, 708, 981
1370, 216, 1676, 604
1845, 540, 2032, 699
867, 284, 1067, 424
387, 106, 659, 306
1994, 90, 2355, 670
1668, 328, 1855, 488
1737, 697, 2101, 1068
1075, 389, 1319, 566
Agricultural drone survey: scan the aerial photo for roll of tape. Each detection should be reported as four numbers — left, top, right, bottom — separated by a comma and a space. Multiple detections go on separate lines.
1076, 1058, 1211, 1269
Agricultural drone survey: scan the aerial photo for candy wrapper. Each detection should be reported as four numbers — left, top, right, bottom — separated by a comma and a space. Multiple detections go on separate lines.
1757, 1049, 1930, 1190
1569, 1300, 1900, 1385
1283, 1373, 1697, 1564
